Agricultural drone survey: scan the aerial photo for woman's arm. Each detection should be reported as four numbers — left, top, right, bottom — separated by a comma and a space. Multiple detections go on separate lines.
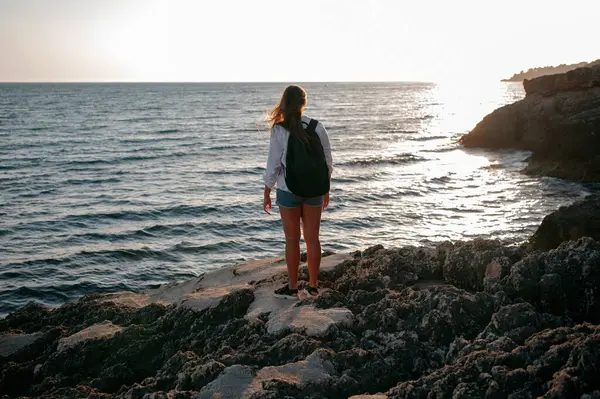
263, 186, 272, 214
264, 126, 283, 188
263, 127, 283, 214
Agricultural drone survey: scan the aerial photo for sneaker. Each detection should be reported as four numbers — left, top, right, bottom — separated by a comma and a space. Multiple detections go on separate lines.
303, 286, 319, 298
273, 285, 298, 300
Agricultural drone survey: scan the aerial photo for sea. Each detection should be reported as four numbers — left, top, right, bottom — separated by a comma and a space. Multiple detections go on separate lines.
0, 82, 596, 317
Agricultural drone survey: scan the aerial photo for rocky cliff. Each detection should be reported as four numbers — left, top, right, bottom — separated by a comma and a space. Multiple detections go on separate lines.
2, 202, 600, 398
461, 64, 600, 182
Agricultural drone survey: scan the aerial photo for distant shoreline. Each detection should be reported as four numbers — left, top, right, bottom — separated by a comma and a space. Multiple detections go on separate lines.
502, 58, 600, 82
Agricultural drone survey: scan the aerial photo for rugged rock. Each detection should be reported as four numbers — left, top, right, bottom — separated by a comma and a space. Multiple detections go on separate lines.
524, 64, 600, 96
1, 236, 600, 398
440, 239, 523, 291
502, 237, 600, 323
530, 193, 600, 250
460, 64, 600, 182
388, 324, 600, 399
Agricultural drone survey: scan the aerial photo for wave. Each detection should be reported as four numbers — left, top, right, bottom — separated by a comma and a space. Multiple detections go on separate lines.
204, 166, 263, 176
16, 188, 58, 198
118, 136, 194, 145
64, 152, 194, 167
233, 128, 261, 133
81, 125, 109, 131
408, 135, 447, 142
63, 177, 122, 185
2, 205, 221, 232
47, 203, 247, 225
331, 176, 362, 184
337, 153, 425, 167
170, 240, 238, 254
427, 175, 452, 184
343, 188, 425, 204
80, 247, 181, 261
201, 144, 259, 151
62, 223, 197, 242
130, 106, 162, 111
4, 247, 180, 270
65, 158, 113, 166
421, 145, 459, 153
408, 114, 435, 121
187, 114, 218, 120
57, 219, 265, 246
2, 238, 246, 281
440, 207, 485, 214
117, 117, 160, 123
480, 163, 503, 170
157, 129, 180, 134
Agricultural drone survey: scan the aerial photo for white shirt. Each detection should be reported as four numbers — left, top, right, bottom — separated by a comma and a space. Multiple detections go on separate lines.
264, 115, 333, 192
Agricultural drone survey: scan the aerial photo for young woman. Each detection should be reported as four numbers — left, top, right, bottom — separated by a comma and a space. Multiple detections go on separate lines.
263, 85, 333, 299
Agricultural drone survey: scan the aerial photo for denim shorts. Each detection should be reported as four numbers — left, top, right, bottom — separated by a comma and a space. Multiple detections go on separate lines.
276, 189, 324, 208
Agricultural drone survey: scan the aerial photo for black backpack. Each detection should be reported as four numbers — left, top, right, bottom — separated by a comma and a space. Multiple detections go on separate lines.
284, 119, 330, 198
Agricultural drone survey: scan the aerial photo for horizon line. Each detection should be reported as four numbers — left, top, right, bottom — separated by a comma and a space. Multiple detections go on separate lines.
0, 80, 432, 84
0, 79, 517, 85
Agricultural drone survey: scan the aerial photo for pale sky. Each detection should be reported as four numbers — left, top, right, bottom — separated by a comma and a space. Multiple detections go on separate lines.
1, 0, 598, 82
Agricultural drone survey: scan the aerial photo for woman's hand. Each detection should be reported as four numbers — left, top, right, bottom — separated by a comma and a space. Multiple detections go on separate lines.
263, 186, 272, 214
322, 193, 330, 210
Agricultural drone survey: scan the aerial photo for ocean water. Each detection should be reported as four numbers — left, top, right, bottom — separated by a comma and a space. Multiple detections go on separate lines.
0, 82, 595, 316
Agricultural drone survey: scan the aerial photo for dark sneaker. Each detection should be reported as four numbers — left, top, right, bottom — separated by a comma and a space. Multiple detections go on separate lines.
273, 285, 298, 300
303, 286, 319, 298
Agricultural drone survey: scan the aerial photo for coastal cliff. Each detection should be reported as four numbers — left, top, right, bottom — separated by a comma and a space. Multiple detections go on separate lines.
461, 64, 600, 182
2, 198, 600, 398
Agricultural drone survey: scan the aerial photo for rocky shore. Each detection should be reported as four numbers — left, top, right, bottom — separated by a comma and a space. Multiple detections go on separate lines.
461, 64, 600, 182
2, 192, 600, 398
4, 68, 600, 398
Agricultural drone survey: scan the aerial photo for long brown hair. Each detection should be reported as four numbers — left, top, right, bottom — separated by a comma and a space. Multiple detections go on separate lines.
266, 85, 309, 143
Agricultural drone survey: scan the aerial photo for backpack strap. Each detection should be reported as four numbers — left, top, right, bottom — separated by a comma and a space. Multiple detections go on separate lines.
306, 119, 318, 134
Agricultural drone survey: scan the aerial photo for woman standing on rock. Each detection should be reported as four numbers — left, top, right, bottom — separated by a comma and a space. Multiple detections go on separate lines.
263, 85, 333, 299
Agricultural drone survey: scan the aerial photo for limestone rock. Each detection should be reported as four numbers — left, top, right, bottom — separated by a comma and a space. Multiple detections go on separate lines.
0, 332, 42, 357
57, 321, 122, 352
265, 305, 353, 337
460, 64, 600, 182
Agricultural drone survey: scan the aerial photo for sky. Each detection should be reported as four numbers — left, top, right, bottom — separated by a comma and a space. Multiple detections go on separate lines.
1, 0, 598, 82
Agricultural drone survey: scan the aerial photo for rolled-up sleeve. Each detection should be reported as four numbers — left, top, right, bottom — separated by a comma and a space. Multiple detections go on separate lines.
264, 127, 283, 188
318, 123, 333, 178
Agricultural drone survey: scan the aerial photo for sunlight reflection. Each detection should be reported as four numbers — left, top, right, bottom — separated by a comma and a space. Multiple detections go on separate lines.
423, 80, 525, 136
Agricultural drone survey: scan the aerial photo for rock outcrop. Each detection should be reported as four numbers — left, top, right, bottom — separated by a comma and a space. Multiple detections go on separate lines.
530, 193, 600, 251
460, 64, 600, 182
2, 236, 600, 398
523, 64, 600, 96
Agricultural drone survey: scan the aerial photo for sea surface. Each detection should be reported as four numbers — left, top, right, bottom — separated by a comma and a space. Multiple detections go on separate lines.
0, 82, 596, 316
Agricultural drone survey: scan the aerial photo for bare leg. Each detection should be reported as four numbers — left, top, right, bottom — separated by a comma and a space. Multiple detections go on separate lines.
301, 204, 323, 288
279, 206, 302, 289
